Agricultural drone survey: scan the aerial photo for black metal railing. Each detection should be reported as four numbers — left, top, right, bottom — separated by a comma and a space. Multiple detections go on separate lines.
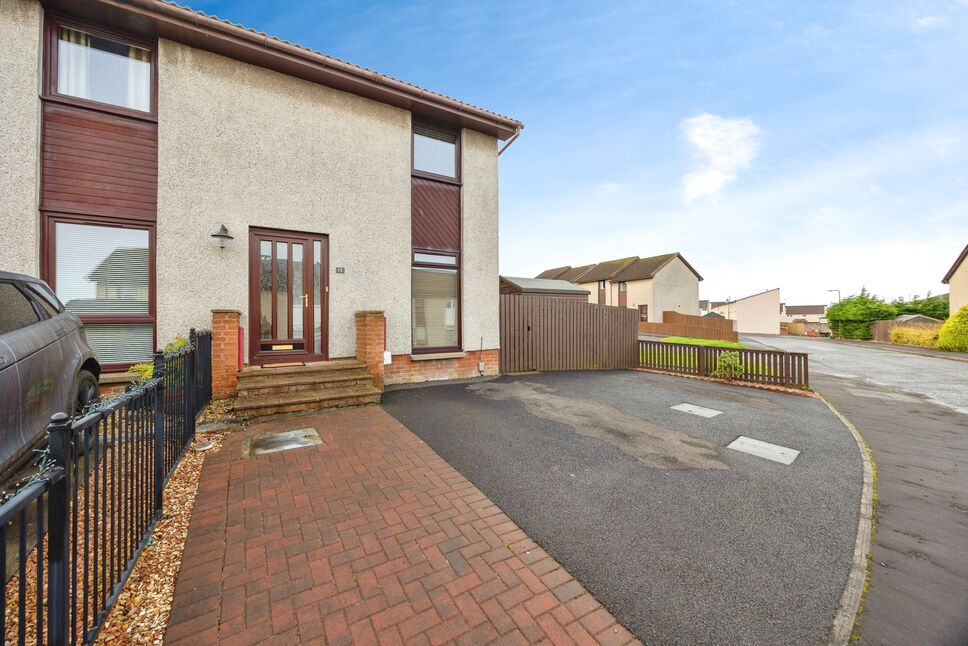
1, 328, 212, 645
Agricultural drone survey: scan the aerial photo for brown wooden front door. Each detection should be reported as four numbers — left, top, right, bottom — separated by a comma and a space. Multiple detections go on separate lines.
248, 228, 328, 365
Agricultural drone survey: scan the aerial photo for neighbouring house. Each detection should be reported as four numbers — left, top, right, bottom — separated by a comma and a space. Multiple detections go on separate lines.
0, 0, 522, 400
499, 276, 590, 299
781, 304, 826, 323
711, 288, 781, 335
943, 243, 968, 313
536, 253, 702, 323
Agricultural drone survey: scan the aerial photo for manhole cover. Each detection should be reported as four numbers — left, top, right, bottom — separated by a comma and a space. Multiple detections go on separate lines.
244, 427, 322, 456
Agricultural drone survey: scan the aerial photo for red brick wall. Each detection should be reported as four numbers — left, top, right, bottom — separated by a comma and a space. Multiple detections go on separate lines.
385, 349, 500, 385
212, 309, 240, 398
355, 311, 386, 391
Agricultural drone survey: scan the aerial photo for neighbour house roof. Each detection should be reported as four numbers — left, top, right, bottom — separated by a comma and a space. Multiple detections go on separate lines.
703, 312, 725, 319
895, 314, 941, 323
610, 253, 703, 282
48, 0, 523, 139
557, 265, 598, 282
534, 266, 571, 280
784, 305, 826, 316
714, 288, 781, 306
499, 277, 589, 295
572, 257, 638, 283
942, 243, 968, 284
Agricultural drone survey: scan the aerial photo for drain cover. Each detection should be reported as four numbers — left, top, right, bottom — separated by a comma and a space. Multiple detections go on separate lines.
244, 427, 322, 456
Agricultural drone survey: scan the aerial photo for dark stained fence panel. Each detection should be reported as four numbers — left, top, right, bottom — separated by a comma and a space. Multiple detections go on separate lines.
637, 340, 810, 389
499, 294, 637, 373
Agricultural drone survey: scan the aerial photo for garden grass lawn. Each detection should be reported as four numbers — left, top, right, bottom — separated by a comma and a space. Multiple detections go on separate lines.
661, 336, 746, 349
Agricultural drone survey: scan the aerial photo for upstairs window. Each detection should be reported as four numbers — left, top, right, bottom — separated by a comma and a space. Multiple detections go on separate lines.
413, 125, 458, 179
53, 24, 152, 113
618, 282, 627, 293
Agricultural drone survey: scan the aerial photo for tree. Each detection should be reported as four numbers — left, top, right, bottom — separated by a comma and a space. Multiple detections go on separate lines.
893, 293, 949, 320
937, 305, 968, 352
826, 288, 897, 339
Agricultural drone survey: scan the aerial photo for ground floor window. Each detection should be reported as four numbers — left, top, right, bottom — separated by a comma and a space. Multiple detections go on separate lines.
639, 305, 648, 322
44, 214, 154, 369
411, 251, 459, 352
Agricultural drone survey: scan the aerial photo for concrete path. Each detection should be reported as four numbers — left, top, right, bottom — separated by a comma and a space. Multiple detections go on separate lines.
165, 407, 638, 645
384, 371, 862, 645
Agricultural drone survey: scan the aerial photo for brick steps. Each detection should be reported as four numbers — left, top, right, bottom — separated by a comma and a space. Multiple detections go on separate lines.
234, 359, 380, 417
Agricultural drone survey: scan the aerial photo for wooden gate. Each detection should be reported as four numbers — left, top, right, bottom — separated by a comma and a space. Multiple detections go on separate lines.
499, 294, 638, 373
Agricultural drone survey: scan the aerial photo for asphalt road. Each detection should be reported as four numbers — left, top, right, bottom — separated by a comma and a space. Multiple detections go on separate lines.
383, 371, 860, 645
751, 335, 968, 414
749, 336, 968, 645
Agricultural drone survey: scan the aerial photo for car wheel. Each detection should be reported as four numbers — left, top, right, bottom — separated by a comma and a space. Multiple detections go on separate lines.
71, 370, 100, 416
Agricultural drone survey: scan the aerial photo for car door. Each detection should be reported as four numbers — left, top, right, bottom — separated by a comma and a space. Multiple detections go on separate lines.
0, 280, 60, 470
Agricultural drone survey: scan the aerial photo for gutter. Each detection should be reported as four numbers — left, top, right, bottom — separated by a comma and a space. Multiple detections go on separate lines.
498, 128, 521, 156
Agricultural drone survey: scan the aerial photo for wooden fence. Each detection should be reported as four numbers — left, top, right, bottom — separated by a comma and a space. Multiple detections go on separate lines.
638, 311, 739, 342
499, 294, 638, 373
870, 319, 941, 342
638, 340, 809, 389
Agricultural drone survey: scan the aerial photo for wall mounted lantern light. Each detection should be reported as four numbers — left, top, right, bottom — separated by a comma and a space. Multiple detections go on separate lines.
211, 224, 234, 249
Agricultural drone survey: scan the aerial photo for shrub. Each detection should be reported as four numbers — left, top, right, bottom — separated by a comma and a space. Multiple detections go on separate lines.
710, 351, 744, 380
894, 293, 949, 320
889, 326, 938, 348
826, 288, 897, 339
937, 305, 968, 352
127, 336, 189, 381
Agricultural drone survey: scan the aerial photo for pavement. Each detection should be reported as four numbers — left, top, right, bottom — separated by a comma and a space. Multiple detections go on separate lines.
754, 335, 968, 645
383, 370, 862, 645
165, 407, 638, 645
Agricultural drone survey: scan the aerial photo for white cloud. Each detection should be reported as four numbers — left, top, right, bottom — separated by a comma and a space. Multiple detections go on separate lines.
681, 113, 761, 204
599, 181, 621, 193
912, 15, 943, 29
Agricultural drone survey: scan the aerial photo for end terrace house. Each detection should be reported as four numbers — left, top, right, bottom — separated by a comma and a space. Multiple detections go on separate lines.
0, 0, 522, 396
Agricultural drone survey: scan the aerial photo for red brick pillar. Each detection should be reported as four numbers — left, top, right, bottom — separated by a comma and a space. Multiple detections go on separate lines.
211, 309, 241, 398
355, 311, 385, 392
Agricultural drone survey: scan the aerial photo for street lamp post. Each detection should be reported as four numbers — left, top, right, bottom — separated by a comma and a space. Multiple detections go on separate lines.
827, 289, 842, 337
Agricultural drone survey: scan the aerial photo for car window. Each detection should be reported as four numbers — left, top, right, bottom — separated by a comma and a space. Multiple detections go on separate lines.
25, 282, 64, 314
0, 281, 41, 335
24, 285, 60, 318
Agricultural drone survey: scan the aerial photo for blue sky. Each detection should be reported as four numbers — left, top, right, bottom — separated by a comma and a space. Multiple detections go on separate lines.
194, 0, 968, 305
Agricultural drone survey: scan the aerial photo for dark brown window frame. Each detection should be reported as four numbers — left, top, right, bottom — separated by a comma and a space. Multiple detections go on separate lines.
411, 120, 462, 185
41, 212, 157, 372
411, 248, 462, 354
639, 305, 649, 322
43, 13, 159, 122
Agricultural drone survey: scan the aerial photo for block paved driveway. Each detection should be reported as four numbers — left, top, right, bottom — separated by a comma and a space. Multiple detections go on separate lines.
383, 371, 863, 645
165, 407, 638, 645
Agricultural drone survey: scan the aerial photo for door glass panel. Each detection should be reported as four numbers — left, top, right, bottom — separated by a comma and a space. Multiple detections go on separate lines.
275, 242, 288, 338
259, 240, 272, 339
292, 243, 303, 339
314, 241, 322, 354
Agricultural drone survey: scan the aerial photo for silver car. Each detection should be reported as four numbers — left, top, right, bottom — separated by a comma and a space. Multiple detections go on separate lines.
0, 271, 100, 478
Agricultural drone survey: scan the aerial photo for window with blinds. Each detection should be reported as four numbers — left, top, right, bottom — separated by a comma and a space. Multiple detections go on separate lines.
413, 125, 458, 178
412, 266, 459, 350
56, 26, 152, 112
52, 219, 153, 366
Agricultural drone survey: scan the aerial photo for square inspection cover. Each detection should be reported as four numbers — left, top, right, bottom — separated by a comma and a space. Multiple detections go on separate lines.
244, 427, 322, 456
671, 403, 723, 418
727, 436, 800, 465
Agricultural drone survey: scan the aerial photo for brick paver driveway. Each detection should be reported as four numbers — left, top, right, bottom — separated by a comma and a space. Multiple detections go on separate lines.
165, 407, 637, 645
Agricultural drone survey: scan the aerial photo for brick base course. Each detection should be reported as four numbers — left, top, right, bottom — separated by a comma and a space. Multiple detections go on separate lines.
385, 349, 500, 385
165, 407, 638, 645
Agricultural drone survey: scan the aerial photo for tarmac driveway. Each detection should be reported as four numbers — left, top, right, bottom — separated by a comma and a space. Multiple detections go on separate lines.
383, 371, 862, 645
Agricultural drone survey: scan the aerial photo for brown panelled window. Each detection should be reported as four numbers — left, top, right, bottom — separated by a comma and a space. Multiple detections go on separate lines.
639, 305, 649, 322
618, 281, 628, 307
413, 125, 459, 181
45, 215, 155, 368
44, 15, 157, 118
411, 252, 460, 352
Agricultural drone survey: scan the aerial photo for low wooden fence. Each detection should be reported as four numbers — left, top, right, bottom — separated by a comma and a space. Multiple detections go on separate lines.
500, 294, 638, 373
638, 340, 809, 389
638, 311, 738, 342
